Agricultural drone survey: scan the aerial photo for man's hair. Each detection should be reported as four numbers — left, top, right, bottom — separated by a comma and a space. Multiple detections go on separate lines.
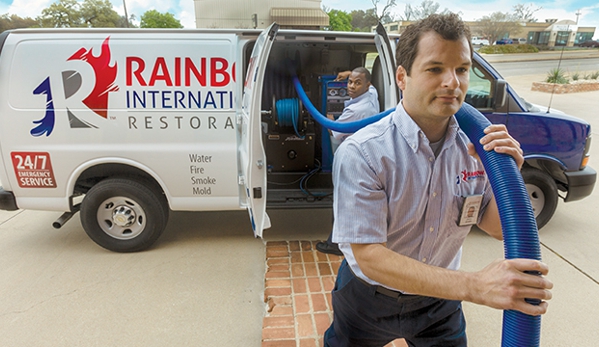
396, 13, 472, 75
352, 67, 372, 82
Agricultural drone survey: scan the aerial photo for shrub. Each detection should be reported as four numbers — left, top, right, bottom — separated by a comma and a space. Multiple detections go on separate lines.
478, 44, 539, 54
546, 68, 569, 84
571, 72, 580, 81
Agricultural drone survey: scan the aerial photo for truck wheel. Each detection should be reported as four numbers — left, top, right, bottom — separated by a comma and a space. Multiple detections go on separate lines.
521, 168, 558, 229
80, 178, 169, 252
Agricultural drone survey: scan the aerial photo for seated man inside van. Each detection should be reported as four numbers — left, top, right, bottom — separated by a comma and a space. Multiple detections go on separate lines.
329, 67, 380, 144
317, 67, 380, 256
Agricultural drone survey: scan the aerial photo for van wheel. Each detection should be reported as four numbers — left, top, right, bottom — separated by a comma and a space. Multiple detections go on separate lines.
80, 178, 169, 252
521, 168, 558, 229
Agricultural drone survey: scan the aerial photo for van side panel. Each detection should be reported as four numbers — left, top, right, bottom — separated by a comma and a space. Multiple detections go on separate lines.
0, 32, 242, 211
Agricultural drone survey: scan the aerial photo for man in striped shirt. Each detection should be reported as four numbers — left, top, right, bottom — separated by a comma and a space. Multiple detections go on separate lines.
324, 13, 553, 347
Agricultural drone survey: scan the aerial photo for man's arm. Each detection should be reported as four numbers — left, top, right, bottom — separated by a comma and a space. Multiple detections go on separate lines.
335, 70, 351, 81
352, 243, 553, 316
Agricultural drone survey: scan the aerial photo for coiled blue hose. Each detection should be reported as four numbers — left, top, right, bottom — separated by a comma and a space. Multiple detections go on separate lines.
455, 103, 542, 347
276, 98, 303, 137
291, 76, 542, 346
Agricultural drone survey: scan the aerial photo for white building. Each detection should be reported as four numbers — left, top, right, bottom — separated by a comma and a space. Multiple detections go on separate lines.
194, 0, 329, 29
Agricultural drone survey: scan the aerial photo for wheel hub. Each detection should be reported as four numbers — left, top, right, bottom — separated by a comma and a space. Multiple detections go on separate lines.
112, 205, 136, 227
525, 183, 545, 218
96, 196, 146, 240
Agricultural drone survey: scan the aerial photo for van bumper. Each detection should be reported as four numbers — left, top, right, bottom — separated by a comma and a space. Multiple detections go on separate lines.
0, 187, 18, 210
564, 166, 597, 202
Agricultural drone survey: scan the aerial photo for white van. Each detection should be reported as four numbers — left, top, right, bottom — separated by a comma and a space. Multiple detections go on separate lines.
0, 24, 593, 252
0, 24, 399, 251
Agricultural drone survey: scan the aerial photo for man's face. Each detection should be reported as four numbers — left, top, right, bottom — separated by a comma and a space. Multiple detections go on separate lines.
396, 31, 471, 124
347, 71, 370, 99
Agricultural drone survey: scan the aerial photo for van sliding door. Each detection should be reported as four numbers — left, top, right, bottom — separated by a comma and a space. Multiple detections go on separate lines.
238, 23, 279, 238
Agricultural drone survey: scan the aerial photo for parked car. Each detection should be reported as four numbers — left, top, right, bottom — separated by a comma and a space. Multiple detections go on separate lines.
511, 38, 527, 44
496, 38, 514, 45
471, 36, 490, 45
579, 40, 599, 48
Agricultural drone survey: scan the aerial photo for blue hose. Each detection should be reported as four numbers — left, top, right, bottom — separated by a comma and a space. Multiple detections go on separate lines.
276, 98, 303, 138
455, 103, 542, 347
292, 76, 393, 133
291, 76, 542, 346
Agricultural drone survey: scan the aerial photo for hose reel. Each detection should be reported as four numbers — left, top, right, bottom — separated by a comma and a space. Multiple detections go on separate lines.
262, 95, 305, 137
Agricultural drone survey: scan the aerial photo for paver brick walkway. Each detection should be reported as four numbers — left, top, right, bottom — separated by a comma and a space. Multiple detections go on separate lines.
262, 240, 407, 347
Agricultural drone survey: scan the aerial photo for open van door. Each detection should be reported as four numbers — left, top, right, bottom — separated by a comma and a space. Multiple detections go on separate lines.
374, 23, 399, 108
238, 23, 279, 237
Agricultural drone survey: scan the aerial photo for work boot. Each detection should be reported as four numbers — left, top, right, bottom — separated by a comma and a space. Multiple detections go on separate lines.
316, 240, 343, 256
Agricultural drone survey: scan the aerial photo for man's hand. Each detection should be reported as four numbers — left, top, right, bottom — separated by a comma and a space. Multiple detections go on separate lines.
467, 124, 524, 170
471, 258, 553, 316
335, 70, 351, 81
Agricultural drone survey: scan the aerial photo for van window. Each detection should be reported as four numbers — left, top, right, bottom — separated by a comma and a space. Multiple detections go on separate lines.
365, 52, 378, 72
466, 61, 493, 109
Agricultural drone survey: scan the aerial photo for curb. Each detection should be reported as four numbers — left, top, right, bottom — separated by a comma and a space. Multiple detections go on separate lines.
480, 50, 599, 63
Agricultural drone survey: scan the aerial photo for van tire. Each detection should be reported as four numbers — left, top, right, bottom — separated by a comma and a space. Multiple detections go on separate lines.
521, 168, 558, 230
80, 178, 169, 252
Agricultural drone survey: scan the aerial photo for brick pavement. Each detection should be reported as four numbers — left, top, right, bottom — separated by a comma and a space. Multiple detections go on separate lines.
262, 240, 407, 347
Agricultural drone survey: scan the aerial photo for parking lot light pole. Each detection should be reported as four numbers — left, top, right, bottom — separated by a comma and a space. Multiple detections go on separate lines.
123, 0, 129, 28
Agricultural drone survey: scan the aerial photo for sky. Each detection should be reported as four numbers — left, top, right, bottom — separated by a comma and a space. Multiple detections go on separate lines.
0, 0, 196, 28
0, 0, 596, 40
323, 0, 599, 39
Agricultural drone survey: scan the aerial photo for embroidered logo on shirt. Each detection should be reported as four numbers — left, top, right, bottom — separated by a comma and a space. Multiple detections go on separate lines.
459, 169, 485, 183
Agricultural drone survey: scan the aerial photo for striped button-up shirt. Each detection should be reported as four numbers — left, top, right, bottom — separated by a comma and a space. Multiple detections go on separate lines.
331, 85, 379, 142
332, 102, 493, 288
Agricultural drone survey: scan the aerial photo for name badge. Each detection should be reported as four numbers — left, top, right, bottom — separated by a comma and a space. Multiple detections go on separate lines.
458, 195, 483, 226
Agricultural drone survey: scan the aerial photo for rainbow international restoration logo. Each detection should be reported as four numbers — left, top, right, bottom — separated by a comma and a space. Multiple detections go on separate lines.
460, 169, 485, 182
31, 37, 118, 137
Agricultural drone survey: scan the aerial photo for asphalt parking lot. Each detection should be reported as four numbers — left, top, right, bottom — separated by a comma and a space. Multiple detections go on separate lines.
1, 66, 598, 346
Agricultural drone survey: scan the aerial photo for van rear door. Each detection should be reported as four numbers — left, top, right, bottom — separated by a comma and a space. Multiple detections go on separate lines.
239, 23, 279, 237
374, 23, 399, 108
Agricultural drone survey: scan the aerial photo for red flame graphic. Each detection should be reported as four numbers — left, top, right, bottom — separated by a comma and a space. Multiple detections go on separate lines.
68, 37, 118, 118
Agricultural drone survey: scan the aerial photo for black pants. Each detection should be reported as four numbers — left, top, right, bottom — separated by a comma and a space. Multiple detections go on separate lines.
324, 260, 467, 347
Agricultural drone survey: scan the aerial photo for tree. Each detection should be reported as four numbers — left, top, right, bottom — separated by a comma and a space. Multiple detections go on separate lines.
116, 14, 137, 28
37, 0, 124, 28
80, 0, 120, 27
326, 9, 352, 32
398, 1, 451, 21
513, 3, 541, 23
478, 12, 521, 45
0, 14, 37, 32
140, 9, 183, 28
37, 0, 82, 28
400, 4, 416, 21
350, 9, 378, 32
371, 0, 396, 23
